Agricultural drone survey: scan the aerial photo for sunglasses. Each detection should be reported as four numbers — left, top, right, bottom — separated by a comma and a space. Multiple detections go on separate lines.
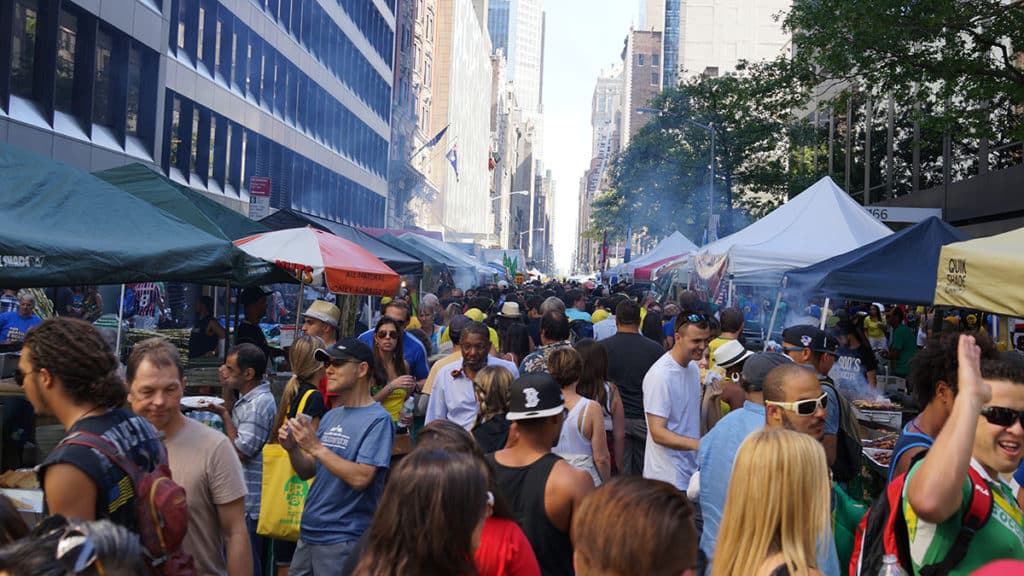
13, 368, 38, 387
376, 330, 399, 340
766, 393, 829, 416
676, 312, 710, 327
980, 406, 1024, 428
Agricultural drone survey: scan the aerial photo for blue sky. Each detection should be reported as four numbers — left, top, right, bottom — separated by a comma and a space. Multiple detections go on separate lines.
543, 0, 637, 273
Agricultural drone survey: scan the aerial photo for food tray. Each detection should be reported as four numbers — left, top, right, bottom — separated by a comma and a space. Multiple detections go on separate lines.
863, 447, 893, 476
854, 407, 902, 429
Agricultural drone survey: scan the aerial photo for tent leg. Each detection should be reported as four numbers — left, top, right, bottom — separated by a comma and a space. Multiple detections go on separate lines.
819, 298, 830, 330
296, 276, 305, 332
223, 281, 231, 360
765, 290, 783, 351
727, 280, 735, 307
115, 284, 126, 360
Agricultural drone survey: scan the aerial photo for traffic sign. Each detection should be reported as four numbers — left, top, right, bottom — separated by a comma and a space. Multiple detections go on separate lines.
249, 176, 271, 219
863, 206, 942, 223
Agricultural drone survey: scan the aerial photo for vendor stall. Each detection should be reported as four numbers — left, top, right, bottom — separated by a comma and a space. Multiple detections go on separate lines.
934, 226, 1024, 318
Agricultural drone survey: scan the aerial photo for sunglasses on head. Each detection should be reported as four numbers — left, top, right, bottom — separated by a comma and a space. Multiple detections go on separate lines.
376, 330, 399, 340
980, 406, 1024, 428
766, 392, 829, 416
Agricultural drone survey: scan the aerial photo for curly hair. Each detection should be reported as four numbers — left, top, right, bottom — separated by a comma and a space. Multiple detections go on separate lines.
23, 317, 126, 408
911, 331, 998, 406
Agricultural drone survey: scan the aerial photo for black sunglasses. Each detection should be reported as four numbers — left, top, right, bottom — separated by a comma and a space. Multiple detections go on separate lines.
980, 406, 1024, 428
676, 312, 710, 327
376, 330, 399, 340
323, 358, 361, 368
13, 368, 35, 387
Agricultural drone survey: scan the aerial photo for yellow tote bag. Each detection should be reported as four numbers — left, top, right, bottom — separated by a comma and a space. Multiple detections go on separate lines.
256, 390, 316, 541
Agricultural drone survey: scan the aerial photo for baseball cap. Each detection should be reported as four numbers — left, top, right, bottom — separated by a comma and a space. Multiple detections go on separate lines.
741, 352, 791, 391
465, 308, 487, 323
303, 300, 340, 328
507, 373, 564, 421
314, 337, 374, 369
782, 325, 829, 352
240, 286, 270, 306
713, 340, 753, 369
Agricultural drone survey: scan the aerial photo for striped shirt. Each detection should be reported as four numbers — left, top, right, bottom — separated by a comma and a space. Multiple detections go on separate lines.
231, 382, 277, 519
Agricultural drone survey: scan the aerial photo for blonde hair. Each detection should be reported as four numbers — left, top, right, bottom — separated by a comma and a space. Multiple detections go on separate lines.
711, 428, 830, 576
271, 334, 325, 441
474, 365, 514, 427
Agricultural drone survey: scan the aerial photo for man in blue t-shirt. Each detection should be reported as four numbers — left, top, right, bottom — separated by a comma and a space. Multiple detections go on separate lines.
357, 300, 429, 382
0, 294, 42, 343
280, 338, 394, 574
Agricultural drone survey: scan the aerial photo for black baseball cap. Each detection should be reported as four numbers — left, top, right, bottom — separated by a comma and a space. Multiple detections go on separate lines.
782, 325, 829, 352
314, 337, 374, 369
240, 286, 270, 306
741, 352, 792, 391
507, 373, 564, 421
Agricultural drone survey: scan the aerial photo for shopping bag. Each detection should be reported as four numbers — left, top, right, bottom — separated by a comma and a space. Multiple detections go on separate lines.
256, 390, 316, 541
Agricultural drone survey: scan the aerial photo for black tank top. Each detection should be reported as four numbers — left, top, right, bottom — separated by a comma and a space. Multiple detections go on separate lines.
189, 316, 219, 358
489, 452, 574, 576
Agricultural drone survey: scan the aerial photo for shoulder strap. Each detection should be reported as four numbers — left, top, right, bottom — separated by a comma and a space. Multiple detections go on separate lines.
577, 400, 589, 434
918, 465, 993, 576
59, 430, 144, 482
297, 388, 316, 414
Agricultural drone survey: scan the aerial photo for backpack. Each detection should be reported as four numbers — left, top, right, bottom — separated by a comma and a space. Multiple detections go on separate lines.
60, 431, 195, 576
849, 452, 992, 576
820, 378, 863, 483
570, 319, 594, 340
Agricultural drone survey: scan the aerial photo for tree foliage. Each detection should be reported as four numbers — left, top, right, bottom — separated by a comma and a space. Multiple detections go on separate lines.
785, 0, 1024, 140
590, 59, 818, 244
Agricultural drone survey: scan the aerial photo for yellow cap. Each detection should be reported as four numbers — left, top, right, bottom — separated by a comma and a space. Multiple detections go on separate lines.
465, 308, 487, 323
592, 309, 610, 324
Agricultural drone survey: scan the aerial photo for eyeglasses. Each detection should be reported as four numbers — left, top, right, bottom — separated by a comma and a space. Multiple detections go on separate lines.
323, 358, 362, 369
980, 406, 1024, 428
376, 330, 399, 340
766, 393, 829, 416
13, 368, 38, 387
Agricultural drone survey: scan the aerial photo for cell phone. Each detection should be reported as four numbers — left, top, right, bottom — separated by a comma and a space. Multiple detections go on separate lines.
297, 413, 312, 424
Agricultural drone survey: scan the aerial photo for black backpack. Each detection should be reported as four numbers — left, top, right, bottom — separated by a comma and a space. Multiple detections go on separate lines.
820, 378, 863, 483
569, 319, 594, 340
849, 452, 992, 576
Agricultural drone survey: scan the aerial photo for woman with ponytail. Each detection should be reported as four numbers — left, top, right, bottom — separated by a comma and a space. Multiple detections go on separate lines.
271, 335, 328, 443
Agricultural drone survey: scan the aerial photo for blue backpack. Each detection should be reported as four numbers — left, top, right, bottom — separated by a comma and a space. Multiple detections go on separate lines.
121, 287, 137, 318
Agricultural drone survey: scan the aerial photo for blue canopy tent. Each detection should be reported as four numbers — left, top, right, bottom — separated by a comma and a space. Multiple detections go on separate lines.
784, 216, 970, 305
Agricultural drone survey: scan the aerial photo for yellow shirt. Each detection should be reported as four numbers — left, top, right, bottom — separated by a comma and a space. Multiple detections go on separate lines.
707, 337, 735, 371
422, 350, 462, 395
864, 317, 886, 339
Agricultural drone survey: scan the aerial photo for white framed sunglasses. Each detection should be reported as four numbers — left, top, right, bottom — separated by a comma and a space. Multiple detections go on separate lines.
766, 393, 828, 416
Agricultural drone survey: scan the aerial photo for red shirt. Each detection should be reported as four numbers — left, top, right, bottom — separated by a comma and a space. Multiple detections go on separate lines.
474, 517, 541, 576
317, 373, 336, 403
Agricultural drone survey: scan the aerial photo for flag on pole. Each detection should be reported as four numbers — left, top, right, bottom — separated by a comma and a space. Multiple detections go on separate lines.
409, 124, 449, 158
446, 144, 459, 181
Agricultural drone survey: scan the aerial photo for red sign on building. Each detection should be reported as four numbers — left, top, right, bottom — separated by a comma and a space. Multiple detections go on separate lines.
249, 176, 271, 196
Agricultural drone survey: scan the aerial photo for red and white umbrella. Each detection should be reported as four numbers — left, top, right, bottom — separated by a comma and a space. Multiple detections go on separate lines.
234, 227, 400, 297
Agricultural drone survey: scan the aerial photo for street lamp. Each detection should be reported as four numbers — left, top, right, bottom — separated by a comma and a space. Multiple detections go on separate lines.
490, 189, 529, 201
636, 106, 717, 240
517, 227, 545, 253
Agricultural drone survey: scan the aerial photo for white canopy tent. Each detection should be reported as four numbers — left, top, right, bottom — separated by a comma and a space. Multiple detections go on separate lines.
607, 231, 698, 278
694, 176, 893, 287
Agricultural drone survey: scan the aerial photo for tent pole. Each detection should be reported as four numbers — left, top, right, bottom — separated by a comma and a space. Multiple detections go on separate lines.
765, 290, 784, 350
819, 298, 830, 330
223, 281, 231, 360
115, 284, 126, 360
296, 275, 305, 332
727, 279, 735, 307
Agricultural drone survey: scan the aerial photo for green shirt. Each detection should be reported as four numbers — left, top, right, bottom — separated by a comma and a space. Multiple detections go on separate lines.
890, 325, 917, 376
903, 459, 1024, 575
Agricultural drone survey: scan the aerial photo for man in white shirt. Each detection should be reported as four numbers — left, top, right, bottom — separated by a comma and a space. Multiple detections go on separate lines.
425, 321, 519, 429
643, 311, 711, 489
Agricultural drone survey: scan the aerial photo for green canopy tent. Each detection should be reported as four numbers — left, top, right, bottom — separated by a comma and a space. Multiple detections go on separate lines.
0, 143, 273, 287
94, 163, 270, 241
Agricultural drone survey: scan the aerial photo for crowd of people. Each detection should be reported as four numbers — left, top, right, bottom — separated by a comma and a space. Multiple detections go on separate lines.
2, 279, 1024, 576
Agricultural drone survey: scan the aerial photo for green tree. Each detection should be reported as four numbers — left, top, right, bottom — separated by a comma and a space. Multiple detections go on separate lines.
785, 0, 1024, 140
590, 58, 817, 244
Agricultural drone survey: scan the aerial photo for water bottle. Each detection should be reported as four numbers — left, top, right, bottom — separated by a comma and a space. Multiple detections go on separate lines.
398, 395, 416, 430
878, 554, 909, 576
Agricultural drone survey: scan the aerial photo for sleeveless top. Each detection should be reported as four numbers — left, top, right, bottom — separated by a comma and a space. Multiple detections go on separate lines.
889, 420, 934, 482
553, 399, 601, 486
489, 453, 574, 576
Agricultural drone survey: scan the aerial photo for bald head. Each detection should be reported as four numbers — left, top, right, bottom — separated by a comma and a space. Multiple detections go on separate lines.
763, 363, 818, 403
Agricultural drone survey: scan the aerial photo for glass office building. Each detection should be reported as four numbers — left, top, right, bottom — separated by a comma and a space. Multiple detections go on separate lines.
0, 0, 395, 227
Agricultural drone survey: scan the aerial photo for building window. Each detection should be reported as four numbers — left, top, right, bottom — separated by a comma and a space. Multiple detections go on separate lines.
651, 71, 659, 85
637, 53, 645, 66
169, 96, 182, 168
126, 42, 143, 136
424, 58, 431, 86
93, 27, 115, 127
425, 13, 433, 40
54, 8, 79, 113
652, 53, 660, 67
11, 0, 40, 99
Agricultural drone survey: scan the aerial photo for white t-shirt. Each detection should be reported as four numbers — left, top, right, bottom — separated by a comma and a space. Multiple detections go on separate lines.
593, 317, 617, 341
642, 353, 701, 490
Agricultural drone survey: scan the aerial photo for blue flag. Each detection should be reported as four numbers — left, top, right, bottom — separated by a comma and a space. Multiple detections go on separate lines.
446, 144, 459, 181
